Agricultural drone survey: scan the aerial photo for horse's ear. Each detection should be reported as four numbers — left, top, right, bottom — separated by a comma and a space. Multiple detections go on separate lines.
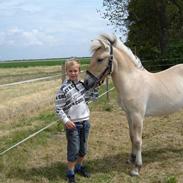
97, 39, 107, 49
91, 39, 107, 52
100, 33, 117, 46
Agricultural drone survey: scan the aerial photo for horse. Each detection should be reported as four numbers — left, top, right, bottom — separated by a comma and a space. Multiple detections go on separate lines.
84, 34, 183, 176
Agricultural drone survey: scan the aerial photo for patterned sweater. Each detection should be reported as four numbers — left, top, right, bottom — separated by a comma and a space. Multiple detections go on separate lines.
55, 79, 98, 124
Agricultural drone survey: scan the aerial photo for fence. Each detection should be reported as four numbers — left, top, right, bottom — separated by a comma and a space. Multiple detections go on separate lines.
0, 59, 181, 87
0, 65, 113, 156
0, 86, 114, 156
141, 57, 183, 71
0, 59, 182, 155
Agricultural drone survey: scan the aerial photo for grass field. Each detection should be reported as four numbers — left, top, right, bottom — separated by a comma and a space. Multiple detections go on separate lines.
0, 66, 61, 84
0, 64, 183, 183
0, 58, 89, 85
0, 57, 90, 68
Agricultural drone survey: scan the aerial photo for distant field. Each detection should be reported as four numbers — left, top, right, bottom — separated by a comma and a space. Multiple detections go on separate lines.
0, 66, 61, 85
0, 57, 90, 68
0, 59, 89, 85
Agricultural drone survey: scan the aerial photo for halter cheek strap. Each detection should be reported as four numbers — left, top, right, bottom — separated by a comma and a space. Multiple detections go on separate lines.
108, 43, 113, 74
86, 43, 113, 87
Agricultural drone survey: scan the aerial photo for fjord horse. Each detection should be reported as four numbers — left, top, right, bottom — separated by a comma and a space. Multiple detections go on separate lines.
84, 34, 183, 176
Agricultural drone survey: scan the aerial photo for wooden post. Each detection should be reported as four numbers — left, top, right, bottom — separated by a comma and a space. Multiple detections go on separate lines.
106, 76, 109, 101
61, 63, 66, 83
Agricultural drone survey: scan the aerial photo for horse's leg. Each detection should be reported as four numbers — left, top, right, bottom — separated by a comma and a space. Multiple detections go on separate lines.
126, 114, 137, 164
127, 112, 143, 176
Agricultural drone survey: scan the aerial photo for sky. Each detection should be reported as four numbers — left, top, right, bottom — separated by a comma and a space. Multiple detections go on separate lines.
0, 0, 117, 61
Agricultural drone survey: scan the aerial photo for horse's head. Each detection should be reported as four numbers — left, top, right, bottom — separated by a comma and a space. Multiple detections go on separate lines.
84, 34, 116, 90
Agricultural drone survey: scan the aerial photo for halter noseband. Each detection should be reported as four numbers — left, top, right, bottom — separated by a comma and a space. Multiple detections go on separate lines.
86, 43, 113, 88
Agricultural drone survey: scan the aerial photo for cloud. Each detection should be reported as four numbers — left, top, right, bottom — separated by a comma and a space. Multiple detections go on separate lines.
0, 0, 42, 17
0, 27, 62, 47
0, 0, 117, 60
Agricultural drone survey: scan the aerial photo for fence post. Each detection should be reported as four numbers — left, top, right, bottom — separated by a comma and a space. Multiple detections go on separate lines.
61, 63, 66, 83
105, 76, 109, 101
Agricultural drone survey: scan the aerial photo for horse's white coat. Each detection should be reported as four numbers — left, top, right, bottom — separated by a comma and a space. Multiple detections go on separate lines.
86, 34, 183, 176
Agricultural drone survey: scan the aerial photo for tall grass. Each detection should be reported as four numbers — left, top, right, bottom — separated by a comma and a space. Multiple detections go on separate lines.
0, 79, 60, 123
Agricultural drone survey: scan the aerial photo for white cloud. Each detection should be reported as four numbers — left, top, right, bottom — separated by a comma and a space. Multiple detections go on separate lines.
22, 30, 43, 46
0, 0, 117, 60
0, 0, 42, 17
0, 27, 62, 47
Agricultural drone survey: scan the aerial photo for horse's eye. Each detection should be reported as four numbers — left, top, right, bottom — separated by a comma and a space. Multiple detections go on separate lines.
97, 59, 103, 63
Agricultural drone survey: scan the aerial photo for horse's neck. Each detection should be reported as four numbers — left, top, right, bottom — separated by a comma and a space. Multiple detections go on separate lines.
111, 62, 128, 93
113, 48, 136, 72
111, 51, 139, 94
116, 40, 144, 70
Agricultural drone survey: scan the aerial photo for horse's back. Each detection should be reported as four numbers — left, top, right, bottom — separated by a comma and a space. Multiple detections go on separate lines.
145, 64, 183, 116
152, 64, 183, 85
155, 64, 183, 76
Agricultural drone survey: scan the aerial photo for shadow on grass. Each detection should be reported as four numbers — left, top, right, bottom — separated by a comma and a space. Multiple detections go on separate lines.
7, 161, 67, 181
142, 147, 183, 164
8, 153, 129, 182
7, 147, 183, 182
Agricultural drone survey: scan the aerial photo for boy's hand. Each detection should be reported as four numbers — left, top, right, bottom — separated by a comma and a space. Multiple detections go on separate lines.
65, 120, 76, 129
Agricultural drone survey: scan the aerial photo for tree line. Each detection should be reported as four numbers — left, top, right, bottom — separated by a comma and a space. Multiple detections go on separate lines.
101, 0, 183, 69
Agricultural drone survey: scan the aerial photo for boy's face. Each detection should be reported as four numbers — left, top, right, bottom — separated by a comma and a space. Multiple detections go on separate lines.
66, 65, 80, 81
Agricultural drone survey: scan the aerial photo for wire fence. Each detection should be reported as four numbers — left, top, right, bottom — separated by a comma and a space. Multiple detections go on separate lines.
0, 58, 182, 87
0, 63, 113, 155
0, 74, 61, 87
0, 70, 85, 87
141, 57, 183, 71
0, 58, 182, 155
0, 87, 114, 156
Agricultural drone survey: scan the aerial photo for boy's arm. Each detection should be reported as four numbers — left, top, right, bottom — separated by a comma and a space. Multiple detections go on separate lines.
85, 88, 99, 103
55, 89, 70, 124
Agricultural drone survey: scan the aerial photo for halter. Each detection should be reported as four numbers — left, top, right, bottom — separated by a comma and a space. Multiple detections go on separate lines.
86, 43, 113, 88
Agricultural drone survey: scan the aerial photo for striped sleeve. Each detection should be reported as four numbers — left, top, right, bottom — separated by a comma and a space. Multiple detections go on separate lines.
85, 88, 99, 103
55, 88, 70, 124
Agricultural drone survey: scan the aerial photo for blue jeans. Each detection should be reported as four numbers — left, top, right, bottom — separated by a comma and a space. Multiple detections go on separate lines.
66, 120, 90, 162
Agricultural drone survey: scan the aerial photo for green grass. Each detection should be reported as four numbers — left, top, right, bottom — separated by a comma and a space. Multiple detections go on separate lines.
165, 176, 177, 183
0, 57, 90, 68
0, 109, 61, 153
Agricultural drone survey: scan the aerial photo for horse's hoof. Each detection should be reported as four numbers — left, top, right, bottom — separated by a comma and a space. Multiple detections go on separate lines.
126, 159, 132, 164
130, 169, 139, 176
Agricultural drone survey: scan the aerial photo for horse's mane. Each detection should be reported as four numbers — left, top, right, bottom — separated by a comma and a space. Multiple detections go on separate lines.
91, 34, 144, 70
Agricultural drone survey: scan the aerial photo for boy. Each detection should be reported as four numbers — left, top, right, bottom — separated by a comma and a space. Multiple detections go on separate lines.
55, 58, 98, 183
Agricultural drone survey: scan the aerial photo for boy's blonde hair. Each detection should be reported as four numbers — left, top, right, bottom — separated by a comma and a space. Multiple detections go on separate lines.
65, 58, 80, 71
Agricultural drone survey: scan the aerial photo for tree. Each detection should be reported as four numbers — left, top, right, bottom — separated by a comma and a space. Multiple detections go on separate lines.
101, 0, 130, 39
101, 0, 183, 63
127, 0, 169, 58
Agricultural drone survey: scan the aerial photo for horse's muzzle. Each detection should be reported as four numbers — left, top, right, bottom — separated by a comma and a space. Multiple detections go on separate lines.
84, 71, 99, 90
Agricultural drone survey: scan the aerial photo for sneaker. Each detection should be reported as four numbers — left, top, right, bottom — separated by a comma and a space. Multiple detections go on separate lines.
75, 166, 91, 178
67, 174, 76, 183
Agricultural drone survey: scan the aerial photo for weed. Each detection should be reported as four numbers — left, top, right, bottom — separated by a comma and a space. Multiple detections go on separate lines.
165, 176, 177, 183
